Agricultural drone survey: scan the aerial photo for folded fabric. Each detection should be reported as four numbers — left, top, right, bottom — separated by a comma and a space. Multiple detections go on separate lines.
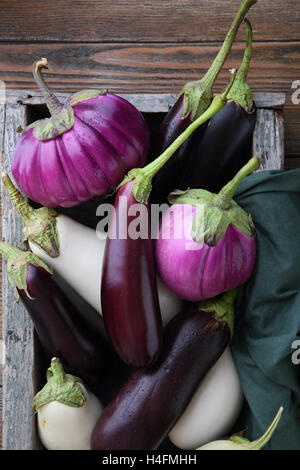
231, 169, 300, 450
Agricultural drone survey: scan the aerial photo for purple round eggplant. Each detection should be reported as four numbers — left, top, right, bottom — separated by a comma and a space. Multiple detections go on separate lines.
101, 181, 163, 368
12, 58, 150, 208
91, 290, 236, 450
156, 157, 259, 302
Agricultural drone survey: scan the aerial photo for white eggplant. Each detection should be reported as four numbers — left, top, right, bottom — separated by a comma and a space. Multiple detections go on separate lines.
169, 347, 244, 449
33, 357, 103, 450
2, 173, 182, 325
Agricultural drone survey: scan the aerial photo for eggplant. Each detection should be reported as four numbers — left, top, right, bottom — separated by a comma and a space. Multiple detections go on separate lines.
33, 357, 103, 450
149, 0, 257, 204
179, 19, 257, 193
91, 289, 236, 450
101, 180, 163, 369
12, 58, 150, 208
0, 241, 119, 385
156, 157, 259, 302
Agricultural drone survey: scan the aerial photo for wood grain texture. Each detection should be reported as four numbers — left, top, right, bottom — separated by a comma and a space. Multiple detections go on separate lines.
0, 0, 299, 43
1, 40, 298, 158
0, 42, 299, 94
0, 102, 36, 450
253, 109, 284, 170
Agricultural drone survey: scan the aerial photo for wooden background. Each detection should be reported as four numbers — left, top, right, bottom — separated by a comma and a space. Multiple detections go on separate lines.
0, 0, 300, 449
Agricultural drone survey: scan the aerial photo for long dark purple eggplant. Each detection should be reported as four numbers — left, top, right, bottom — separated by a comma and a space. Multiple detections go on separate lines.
179, 19, 257, 193
101, 180, 163, 369
0, 241, 122, 386
91, 289, 236, 450
149, 0, 257, 204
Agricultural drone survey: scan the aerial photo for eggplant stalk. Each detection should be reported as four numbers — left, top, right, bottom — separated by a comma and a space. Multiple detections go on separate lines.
33, 58, 64, 115
180, 0, 257, 120
226, 18, 254, 112
197, 406, 284, 450
120, 72, 237, 204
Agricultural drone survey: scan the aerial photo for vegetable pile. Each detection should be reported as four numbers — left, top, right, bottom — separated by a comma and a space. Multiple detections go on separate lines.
1, 0, 289, 451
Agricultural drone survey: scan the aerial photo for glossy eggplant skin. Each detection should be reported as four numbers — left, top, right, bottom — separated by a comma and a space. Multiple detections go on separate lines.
19, 264, 114, 385
179, 100, 257, 194
150, 96, 207, 205
91, 305, 231, 450
101, 181, 163, 368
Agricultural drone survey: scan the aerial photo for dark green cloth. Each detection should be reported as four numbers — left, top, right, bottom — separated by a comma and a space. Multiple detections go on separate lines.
231, 169, 300, 450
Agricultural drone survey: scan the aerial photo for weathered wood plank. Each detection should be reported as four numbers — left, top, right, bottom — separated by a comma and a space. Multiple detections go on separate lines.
0, 42, 299, 95
285, 157, 300, 170
284, 104, 300, 157
0, 102, 36, 450
4, 89, 286, 112
253, 109, 285, 171
0, 0, 299, 43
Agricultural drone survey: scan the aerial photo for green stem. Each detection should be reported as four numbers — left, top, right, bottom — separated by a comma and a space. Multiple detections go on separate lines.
0, 241, 19, 261
33, 58, 63, 115
227, 18, 254, 111
147, 76, 235, 178
249, 407, 284, 450
203, 0, 256, 88
216, 156, 260, 209
2, 172, 35, 224
180, 0, 257, 119
46, 357, 66, 385
123, 71, 236, 204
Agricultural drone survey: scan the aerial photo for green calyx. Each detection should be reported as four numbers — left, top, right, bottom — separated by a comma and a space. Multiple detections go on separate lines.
27, 105, 75, 141
227, 19, 254, 112
168, 156, 260, 246
178, 0, 257, 120
119, 72, 237, 204
2, 173, 60, 258
33, 357, 87, 411
25, 58, 107, 141
198, 288, 237, 338
0, 241, 52, 300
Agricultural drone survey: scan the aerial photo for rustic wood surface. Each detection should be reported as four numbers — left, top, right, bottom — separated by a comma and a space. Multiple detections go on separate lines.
0, 0, 299, 450
0, 102, 36, 450
0, 0, 299, 43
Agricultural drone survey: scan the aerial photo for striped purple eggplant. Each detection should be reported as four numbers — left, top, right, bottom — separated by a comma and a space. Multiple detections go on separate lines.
12, 58, 150, 208
156, 157, 259, 302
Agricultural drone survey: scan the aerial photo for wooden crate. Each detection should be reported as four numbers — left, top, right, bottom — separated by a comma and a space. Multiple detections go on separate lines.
0, 91, 285, 450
